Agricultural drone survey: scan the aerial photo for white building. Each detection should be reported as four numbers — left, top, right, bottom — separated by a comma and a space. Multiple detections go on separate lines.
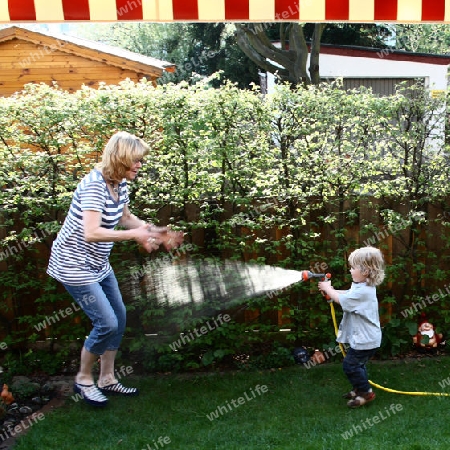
264, 44, 450, 149
265, 44, 450, 95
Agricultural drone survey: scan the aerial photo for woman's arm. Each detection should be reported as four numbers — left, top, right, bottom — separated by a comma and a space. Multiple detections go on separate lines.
119, 204, 184, 251
118, 204, 147, 230
83, 209, 161, 251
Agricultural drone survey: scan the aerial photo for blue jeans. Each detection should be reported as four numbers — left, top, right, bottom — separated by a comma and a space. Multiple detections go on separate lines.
342, 347, 378, 393
63, 271, 126, 356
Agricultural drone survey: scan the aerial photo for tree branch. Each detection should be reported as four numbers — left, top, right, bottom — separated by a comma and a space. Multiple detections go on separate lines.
237, 24, 294, 69
235, 25, 291, 79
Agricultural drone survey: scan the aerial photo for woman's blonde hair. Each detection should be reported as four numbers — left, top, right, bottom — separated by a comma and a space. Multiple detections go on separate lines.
348, 246, 385, 286
96, 131, 149, 182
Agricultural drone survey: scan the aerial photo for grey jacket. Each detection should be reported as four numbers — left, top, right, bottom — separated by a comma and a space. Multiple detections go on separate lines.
337, 282, 382, 350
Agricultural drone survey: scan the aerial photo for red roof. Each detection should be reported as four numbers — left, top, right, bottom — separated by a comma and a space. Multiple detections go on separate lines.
319, 44, 450, 66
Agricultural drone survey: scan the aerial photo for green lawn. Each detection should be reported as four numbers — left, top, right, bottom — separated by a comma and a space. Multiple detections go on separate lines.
13, 356, 450, 450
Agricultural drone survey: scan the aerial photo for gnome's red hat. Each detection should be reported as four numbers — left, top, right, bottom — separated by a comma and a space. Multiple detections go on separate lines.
418, 312, 430, 327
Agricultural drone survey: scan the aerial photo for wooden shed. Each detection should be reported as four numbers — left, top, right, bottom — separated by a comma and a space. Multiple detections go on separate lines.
0, 25, 176, 96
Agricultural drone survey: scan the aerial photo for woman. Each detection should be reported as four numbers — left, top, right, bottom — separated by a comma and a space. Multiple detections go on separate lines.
47, 131, 183, 407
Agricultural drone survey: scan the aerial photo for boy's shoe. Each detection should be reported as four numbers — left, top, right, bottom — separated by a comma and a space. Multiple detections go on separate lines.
342, 389, 358, 399
73, 382, 109, 407
347, 391, 376, 408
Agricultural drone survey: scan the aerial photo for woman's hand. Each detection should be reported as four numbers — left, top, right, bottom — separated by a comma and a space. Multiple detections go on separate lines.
134, 225, 162, 253
147, 225, 184, 251
160, 229, 184, 251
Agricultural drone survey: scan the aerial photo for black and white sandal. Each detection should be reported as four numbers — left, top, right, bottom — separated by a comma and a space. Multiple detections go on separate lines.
98, 382, 139, 396
73, 382, 109, 407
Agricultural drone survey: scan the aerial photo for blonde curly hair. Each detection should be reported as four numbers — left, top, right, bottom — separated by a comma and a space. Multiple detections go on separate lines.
348, 246, 385, 286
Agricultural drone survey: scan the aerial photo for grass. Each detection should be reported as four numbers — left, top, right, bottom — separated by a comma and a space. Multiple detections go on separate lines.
12, 355, 450, 450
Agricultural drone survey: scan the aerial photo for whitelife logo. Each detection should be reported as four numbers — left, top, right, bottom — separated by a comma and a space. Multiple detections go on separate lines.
206, 384, 268, 421
169, 314, 231, 351
341, 404, 403, 440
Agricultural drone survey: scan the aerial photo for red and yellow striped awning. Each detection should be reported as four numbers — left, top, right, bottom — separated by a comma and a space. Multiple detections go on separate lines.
1, 0, 450, 23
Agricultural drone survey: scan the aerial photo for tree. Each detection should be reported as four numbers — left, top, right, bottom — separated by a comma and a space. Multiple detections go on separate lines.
395, 24, 450, 54
234, 23, 392, 86
235, 23, 326, 85
68, 22, 392, 88
317, 23, 391, 47
68, 23, 260, 88
183, 23, 259, 89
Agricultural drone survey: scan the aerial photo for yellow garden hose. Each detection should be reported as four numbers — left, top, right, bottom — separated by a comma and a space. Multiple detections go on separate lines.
329, 300, 450, 397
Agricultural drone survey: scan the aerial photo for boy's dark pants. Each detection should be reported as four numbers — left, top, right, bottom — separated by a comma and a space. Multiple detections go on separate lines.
342, 347, 378, 393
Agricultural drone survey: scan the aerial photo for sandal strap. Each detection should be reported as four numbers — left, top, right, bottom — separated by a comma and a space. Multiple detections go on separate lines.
99, 382, 139, 395
74, 383, 108, 406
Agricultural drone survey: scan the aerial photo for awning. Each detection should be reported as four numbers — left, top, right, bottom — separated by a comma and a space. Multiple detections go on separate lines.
1, 0, 449, 24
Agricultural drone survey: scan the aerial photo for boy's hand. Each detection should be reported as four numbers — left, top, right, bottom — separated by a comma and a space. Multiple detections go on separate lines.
318, 280, 340, 304
318, 280, 333, 302
318, 280, 331, 293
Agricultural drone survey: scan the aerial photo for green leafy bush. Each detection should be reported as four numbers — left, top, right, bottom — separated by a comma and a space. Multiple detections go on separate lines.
0, 78, 449, 374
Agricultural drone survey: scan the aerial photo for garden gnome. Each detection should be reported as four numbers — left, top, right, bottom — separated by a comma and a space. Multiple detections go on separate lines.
413, 314, 443, 349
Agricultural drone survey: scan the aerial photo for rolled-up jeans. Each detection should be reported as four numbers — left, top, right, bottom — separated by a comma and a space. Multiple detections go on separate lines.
342, 347, 378, 393
63, 271, 126, 355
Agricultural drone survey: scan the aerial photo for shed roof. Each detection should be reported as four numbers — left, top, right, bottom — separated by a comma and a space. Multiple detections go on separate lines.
0, 25, 176, 78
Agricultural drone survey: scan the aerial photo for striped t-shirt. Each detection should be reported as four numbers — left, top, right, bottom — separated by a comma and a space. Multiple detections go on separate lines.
47, 169, 129, 286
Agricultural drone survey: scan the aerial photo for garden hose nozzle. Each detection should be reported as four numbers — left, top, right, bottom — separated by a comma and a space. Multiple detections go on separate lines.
300, 271, 331, 281
300, 271, 332, 301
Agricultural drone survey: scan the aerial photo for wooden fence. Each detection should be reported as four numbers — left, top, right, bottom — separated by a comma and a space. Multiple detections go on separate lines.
1, 196, 449, 342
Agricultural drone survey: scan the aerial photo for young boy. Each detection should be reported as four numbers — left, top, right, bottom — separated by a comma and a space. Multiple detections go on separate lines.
318, 246, 385, 408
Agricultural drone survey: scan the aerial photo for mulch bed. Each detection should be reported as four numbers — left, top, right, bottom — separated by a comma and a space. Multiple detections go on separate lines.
0, 375, 73, 450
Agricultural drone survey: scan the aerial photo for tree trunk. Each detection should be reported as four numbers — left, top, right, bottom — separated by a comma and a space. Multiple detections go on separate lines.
234, 23, 326, 86
309, 24, 326, 85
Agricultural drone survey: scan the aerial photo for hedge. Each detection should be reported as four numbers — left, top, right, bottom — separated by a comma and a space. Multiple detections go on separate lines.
0, 75, 449, 373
